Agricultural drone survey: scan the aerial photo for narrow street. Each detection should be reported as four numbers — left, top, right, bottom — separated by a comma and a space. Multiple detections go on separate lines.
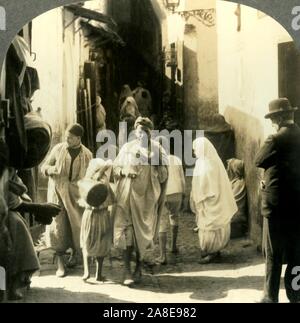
1, 0, 298, 305
12, 213, 289, 303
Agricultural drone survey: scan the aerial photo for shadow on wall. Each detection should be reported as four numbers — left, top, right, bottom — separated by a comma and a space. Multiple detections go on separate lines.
224, 106, 264, 248
183, 46, 218, 130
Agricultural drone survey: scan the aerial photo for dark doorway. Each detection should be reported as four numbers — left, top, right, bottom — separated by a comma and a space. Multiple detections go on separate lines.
278, 41, 300, 126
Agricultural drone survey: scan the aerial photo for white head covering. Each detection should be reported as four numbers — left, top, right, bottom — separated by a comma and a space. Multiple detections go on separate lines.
191, 137, 237, 230
78, 158, 113, 208
120, 96, 140, 120
84, 158, 113, 180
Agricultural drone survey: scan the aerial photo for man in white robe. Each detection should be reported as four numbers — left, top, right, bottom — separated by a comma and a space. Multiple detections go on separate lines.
41, 124, 92, 277
112, 117, 168, 286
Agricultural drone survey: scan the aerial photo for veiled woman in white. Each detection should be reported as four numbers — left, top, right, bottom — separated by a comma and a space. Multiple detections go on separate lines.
190, 137, 237, 264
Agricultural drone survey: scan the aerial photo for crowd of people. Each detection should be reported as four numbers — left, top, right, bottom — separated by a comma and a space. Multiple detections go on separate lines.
1, 80, 300, 303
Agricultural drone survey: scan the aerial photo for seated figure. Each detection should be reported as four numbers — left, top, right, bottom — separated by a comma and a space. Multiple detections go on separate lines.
227, 158, 248, 239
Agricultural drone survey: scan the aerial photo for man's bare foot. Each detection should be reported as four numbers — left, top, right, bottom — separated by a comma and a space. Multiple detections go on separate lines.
56, 268, 67, 278
123, 271, 134, 287
82, 273, 90, 282
56, 255, 66, 278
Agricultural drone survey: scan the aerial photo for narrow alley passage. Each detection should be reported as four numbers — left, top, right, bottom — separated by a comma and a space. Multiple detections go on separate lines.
10, 213, 288, 303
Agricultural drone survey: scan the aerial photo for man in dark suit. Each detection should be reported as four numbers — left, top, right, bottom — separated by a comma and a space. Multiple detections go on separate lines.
256, 98, 300, 303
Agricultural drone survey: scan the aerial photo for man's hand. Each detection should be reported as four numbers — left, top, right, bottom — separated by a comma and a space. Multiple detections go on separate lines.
260, 181, 266, 190
121, 169, 138, 179
36, 203, 61, 216
8, 180, 27, 196
128, 172, 137, 179
33, 203, 61, 225
46, 166, 59, 177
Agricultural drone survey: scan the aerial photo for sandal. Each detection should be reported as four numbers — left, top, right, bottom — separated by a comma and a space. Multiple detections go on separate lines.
198, 252, 221, 264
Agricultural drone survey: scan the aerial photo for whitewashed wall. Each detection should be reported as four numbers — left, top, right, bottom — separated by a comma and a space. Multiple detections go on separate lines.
217, 1, 292, 137
31, 8, 65, 138
31, 4, 93, 141
216, 1, 292, 243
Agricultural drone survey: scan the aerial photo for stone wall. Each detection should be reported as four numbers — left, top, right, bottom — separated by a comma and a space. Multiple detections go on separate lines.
224, 106, 264, 245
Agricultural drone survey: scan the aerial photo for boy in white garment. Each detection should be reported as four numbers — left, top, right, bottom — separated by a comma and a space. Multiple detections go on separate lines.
155, 136, 185, 265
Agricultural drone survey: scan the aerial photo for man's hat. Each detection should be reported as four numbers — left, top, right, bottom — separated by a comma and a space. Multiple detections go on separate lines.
134, 117, 154, 131
265, 98, 298, 119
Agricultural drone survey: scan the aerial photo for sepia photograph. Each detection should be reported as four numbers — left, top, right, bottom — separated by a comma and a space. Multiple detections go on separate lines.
0, 0, 300, 305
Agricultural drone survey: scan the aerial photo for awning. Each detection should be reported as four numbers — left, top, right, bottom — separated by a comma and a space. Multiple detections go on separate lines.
65, 4, 117, 28
80, 21, 125, 48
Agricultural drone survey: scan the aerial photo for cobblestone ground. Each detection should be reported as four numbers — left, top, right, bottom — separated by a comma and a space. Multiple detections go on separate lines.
8, 213, 289, 303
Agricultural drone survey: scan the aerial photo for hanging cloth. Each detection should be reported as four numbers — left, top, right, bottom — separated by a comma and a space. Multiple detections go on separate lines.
12, 35, 35, 86
0, 56, 6, 98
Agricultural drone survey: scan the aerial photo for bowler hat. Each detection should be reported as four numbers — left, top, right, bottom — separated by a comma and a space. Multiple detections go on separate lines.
265, 98, 298, 119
